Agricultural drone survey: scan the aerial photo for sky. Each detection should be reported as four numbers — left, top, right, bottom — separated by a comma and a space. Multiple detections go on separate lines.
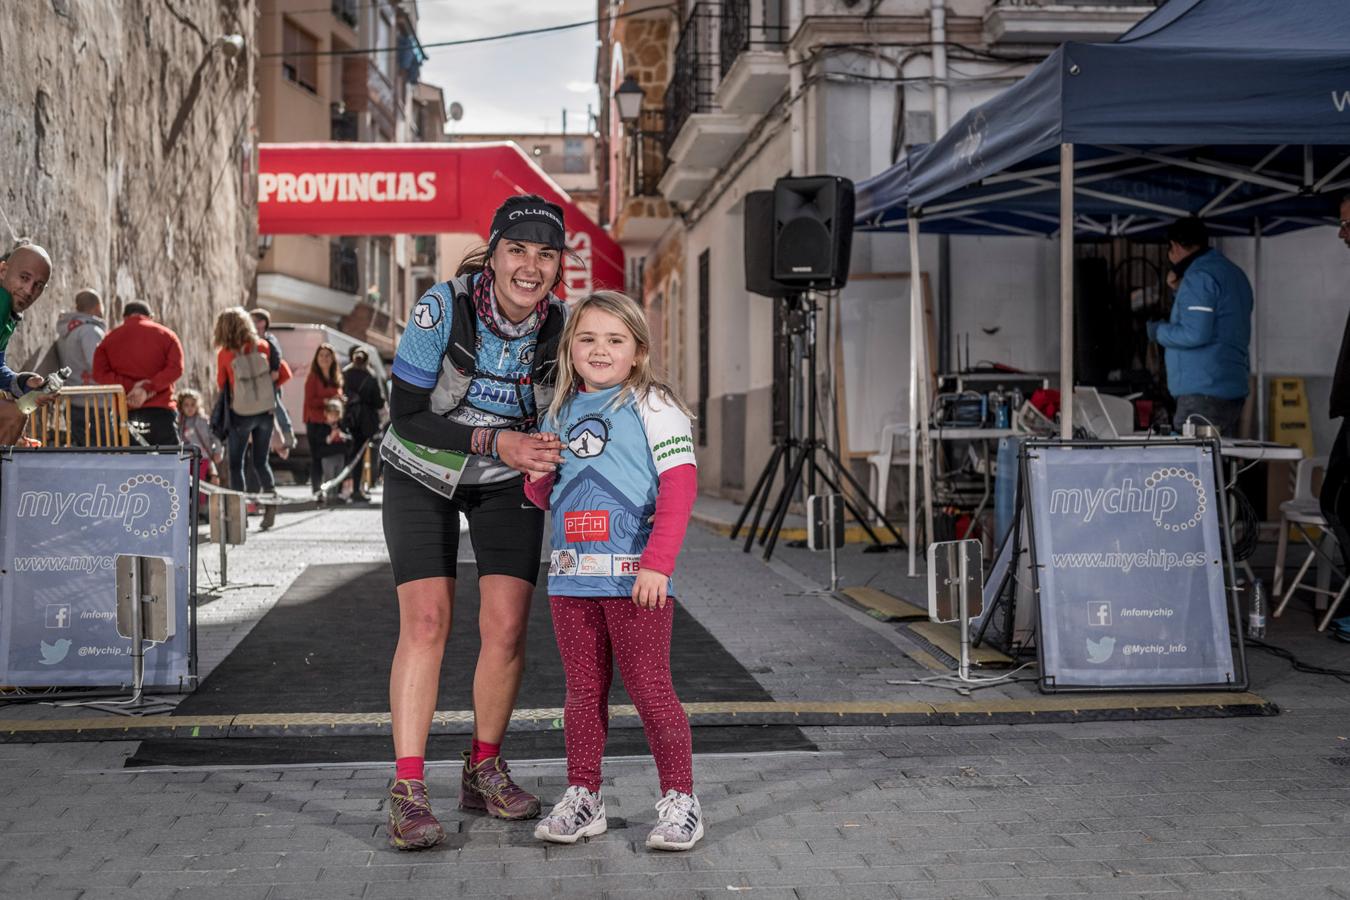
414, 0, 602, 136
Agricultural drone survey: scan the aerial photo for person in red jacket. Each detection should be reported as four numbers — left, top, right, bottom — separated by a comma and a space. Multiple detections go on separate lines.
92, 300, 186, 446
304, 342, 344, 496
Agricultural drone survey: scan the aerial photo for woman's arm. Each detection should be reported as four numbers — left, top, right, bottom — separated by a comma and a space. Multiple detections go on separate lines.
389, 378, 477, 452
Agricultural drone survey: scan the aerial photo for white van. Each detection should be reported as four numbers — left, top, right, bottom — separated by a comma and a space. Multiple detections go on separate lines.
268, 324, 389, 476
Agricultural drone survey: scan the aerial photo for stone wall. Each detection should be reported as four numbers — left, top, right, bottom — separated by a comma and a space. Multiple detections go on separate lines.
0, 0, 258, 399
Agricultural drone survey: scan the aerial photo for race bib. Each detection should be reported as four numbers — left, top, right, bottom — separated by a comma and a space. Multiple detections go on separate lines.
378, 424, 467, 500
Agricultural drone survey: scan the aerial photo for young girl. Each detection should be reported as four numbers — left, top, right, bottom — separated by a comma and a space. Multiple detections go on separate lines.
177, 388, 223, 484
524, 291, 702, 851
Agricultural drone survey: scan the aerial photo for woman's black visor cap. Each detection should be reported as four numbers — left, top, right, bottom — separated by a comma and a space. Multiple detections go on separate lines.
488, 197, 567, 254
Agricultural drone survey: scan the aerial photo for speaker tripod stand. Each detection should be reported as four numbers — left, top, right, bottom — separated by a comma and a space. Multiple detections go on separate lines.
731, 292, 906, 561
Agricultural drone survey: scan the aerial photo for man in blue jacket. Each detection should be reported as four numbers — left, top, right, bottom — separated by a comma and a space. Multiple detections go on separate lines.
1148, 218, 1253, 436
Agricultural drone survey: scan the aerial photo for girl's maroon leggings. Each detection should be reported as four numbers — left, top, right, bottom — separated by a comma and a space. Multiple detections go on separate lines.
549, 595, 693, 795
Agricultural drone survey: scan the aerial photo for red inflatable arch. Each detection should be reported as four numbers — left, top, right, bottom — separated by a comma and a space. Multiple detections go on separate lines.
257, 142, 623, 297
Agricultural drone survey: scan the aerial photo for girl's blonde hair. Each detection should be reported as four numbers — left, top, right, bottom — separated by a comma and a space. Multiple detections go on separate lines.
213, 306, 258, 352
548, 290, 694, 424
175, 388, 203, 410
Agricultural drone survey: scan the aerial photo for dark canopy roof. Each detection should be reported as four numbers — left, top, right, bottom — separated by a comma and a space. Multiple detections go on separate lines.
857, 0, 1350, 237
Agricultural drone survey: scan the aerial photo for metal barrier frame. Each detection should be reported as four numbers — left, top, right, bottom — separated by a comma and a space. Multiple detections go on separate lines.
1020, 437, 1249, 694
0, 445, 200, 702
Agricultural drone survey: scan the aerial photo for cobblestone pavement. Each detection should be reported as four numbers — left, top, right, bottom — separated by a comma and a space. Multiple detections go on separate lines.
1, 495, 1348, 899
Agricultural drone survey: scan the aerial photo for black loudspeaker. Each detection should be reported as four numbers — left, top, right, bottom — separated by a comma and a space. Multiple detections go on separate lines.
772, 175, 855, 289
744, 190, 793, 298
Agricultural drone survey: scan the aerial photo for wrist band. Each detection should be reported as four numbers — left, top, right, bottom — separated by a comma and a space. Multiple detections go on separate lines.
471, 427, 501, 458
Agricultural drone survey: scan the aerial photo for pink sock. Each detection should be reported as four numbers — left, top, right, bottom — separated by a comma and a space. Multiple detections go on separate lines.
470, 739, 501, 766
395, 756, 425, 782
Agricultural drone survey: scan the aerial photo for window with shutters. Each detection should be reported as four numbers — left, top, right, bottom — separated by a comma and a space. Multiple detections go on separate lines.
282, 19, 319, 94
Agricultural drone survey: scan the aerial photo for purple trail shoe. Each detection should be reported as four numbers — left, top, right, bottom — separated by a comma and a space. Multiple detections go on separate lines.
386, 779, 447, 850
459, 751, 541, 820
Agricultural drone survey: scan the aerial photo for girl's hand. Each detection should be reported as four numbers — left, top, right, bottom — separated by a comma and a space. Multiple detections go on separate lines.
631, 568, 669, 610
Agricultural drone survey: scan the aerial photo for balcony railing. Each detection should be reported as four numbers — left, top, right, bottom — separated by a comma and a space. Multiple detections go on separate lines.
663, 4, 721, 155
331, 104, 359, 141
629, 108, 667, 197
332, 0, 358, 28
720, 0, 788, 79
330, 241, 360, 294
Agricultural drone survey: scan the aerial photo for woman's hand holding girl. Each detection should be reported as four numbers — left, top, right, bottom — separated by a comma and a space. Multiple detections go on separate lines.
499, 430, 563, 480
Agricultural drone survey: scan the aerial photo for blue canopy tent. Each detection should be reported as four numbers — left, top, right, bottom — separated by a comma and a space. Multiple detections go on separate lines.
855, 0, 1350, 571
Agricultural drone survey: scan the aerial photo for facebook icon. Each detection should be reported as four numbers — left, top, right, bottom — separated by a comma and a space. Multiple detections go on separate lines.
45, 604, 72, 629
1087, 602, 1112, 627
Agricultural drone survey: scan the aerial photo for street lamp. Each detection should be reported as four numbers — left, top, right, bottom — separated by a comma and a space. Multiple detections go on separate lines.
217, 34, 246, 59
614, 74, 644, 128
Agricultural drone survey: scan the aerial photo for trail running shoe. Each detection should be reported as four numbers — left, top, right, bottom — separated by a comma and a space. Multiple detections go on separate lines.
534, 785, 608, 844
459, 751, 541, 820
386, 779, 447, 851
646, 789, 704, 851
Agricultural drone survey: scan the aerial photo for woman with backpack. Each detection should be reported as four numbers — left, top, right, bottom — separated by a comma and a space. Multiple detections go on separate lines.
214, 306, 279, 494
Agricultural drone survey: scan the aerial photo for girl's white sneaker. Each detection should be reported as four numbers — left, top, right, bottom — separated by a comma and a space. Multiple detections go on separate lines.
534, 785, 607, 844
646, 789, 704, 851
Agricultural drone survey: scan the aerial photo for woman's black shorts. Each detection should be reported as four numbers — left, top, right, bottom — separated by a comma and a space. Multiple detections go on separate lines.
382, 467, 545, 586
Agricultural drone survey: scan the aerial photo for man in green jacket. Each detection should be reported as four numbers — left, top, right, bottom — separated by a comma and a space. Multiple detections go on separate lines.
0, 241, 53, 399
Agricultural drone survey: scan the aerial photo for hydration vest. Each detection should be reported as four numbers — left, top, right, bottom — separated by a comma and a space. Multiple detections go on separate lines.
425, 274, 566, 424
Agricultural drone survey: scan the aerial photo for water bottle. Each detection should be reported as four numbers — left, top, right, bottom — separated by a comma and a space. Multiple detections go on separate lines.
992, 386, 1011, 429
1248, 579, 1267, 639
15, 367, 71, 415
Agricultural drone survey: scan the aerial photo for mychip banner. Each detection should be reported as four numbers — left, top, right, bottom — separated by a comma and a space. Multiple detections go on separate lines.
1023, 441, 1244, 691
0, 450, 195, 688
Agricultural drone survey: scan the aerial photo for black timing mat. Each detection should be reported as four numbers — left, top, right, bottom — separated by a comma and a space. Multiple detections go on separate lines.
128, 562, 813, 766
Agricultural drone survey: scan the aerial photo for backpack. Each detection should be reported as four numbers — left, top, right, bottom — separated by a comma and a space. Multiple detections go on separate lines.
230, 346, 276, 416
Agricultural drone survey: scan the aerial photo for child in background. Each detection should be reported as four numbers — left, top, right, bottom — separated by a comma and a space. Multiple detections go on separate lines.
524, 291, 702, 851
177, 388, 222, 484
318, 397, 351, 502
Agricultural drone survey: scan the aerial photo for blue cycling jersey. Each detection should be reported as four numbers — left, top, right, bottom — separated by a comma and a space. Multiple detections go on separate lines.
392, 275, 541, 485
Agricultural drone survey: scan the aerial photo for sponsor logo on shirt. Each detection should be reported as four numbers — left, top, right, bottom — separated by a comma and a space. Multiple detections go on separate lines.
550, 549, 578, 576
578, 554, 610, 576
613, 554, 643, 576
566, 415, 609, 459
412, 297, 441, 330
563, 509, 610, 542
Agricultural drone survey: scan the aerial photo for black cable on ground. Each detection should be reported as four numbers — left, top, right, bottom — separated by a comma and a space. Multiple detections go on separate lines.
1243, 634, 1350, 684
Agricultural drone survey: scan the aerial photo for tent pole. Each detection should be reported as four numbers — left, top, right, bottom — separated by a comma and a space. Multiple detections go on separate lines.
1060, 143, 1075, 439
1254, 217, 1265, 440
907, 216, 923, 577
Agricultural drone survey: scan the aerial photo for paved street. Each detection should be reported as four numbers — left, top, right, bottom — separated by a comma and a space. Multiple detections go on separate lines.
1, 496, 1348, 899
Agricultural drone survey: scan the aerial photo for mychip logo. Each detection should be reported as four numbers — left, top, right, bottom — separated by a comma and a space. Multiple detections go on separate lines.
1049, 470, 1206, 532
17, 475, 181, 538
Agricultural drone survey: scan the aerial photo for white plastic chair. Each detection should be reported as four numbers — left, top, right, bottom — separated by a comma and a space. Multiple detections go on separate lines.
867, 423, 913, 525
1272, 456, 1349, 630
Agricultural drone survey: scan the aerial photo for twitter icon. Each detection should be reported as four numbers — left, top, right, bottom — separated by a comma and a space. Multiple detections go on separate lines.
1086, 636, 1115, 664
39, 639, 72, 666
